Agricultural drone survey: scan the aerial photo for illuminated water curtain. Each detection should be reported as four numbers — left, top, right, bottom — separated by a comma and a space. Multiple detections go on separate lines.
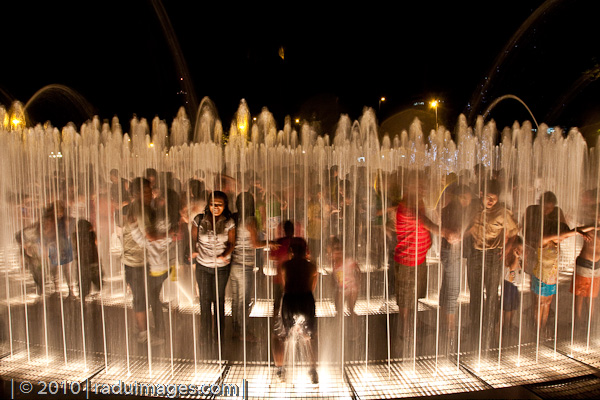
1, 98, 600, 399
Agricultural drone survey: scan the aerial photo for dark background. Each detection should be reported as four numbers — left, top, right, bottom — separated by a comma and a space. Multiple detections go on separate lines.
1, 1, 599, 140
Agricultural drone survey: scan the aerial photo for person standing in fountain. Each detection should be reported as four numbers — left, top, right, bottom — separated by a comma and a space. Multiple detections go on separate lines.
109, 168, 129, 209
502, 235, 523, 340
16, 219, 44, 296
395, 171, 457, 353
529, 219, 587, 340
130, 188, 181, 345
521, 191, 568, 338
43, 201, 76, 298
270, 220, 294, 372
71, 219, 101, 299
123, 178, 153, 343
439, 184, 478, 351
231, 192, 269, 342
280, 237, 319, 384
307, 185, 328, 264
329, 236, 359, 340
571, 211, 600, 332
192, 191, 235, 353
522, 192, 567, 278
467, 179, 518, 348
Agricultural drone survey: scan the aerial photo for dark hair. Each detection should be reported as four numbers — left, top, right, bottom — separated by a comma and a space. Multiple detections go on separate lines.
540, 191, 558, 205
452, 184, 472, 197
506, 235, 524, 266
165, 189, 181, 230
188, 179, 204, 198
203, 190, 232, 222
486, 179, 502, 196
145, 168, 158, 179
43, 201, 65, 221
289, 237, 308, 259
77, 219, 94, 233
283, 220, 294, 237
329, 236, 342, 251
130, 177, 151, 198
235, 192, 255, 222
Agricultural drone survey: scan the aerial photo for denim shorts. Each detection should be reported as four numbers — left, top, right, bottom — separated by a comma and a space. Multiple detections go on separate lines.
531, 275, 556, 297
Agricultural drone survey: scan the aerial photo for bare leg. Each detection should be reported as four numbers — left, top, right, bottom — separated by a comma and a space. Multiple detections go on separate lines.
534, 294, 553, 338
272, 332, 284, 367
62, 262, 74, 297
575, 294, 584, 323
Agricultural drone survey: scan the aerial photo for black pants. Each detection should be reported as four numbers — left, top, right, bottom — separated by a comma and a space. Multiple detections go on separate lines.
195, 263, 230, 346
468, 248, 502, 346
147, 272, 167, 337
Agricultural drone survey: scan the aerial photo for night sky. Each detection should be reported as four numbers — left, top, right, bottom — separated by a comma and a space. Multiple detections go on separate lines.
2, 1, 598, 137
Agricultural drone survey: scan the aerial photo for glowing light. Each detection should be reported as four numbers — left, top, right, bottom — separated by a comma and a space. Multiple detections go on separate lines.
295, 118, 300, 124
430, 99, 439, 109
149, 142, 154, 148
380, 97, 386, 102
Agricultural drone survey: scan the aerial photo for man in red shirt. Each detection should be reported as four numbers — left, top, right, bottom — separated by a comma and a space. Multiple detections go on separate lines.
395, 171, 457, 352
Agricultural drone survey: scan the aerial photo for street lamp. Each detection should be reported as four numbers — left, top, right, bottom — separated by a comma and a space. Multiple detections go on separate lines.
379, 96, 386, 112
429, 99, 439, 130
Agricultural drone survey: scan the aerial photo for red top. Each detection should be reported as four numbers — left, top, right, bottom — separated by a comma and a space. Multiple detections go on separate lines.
270, 236, 292, 284
394, 202, 431, 266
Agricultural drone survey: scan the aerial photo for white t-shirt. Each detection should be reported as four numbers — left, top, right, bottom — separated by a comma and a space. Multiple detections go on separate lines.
193, 214, 235, 268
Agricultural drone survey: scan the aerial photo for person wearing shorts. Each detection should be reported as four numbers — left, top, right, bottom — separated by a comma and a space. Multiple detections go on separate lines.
502, 236, 523, 336
572, 255, 600, 326
531, 221, 584, 337
280, 237, 318, 384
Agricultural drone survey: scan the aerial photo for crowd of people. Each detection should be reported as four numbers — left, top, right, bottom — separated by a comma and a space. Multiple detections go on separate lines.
13, 163, 600, 379
395, 169, 600, 353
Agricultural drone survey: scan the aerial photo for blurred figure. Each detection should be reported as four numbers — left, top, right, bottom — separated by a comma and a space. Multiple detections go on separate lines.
570, 209, 600, 332
72, 219, 101, 299
439, 184, 478, 350
502, 236, 523, 340
329, 236, 359, 341
130, 188, 181, 344
279, 237, 318, 384
307, 184, 329, 264
522, 191, 567, 276
467, 179, 518, 348
123, 178, 153, 343
15, 220, 44, 295
231, 192, 269, 341
270, 220, 295, 371
109, 168, 129, 208
43, 201, 75, 298
394, 170, 457, 353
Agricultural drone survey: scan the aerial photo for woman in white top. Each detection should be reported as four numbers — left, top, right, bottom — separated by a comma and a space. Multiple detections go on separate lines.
231, 192, 270, 341
191, 190, 235, 351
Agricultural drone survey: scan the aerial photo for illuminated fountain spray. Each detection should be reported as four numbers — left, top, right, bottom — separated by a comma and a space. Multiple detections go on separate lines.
0, 97, 599, 398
